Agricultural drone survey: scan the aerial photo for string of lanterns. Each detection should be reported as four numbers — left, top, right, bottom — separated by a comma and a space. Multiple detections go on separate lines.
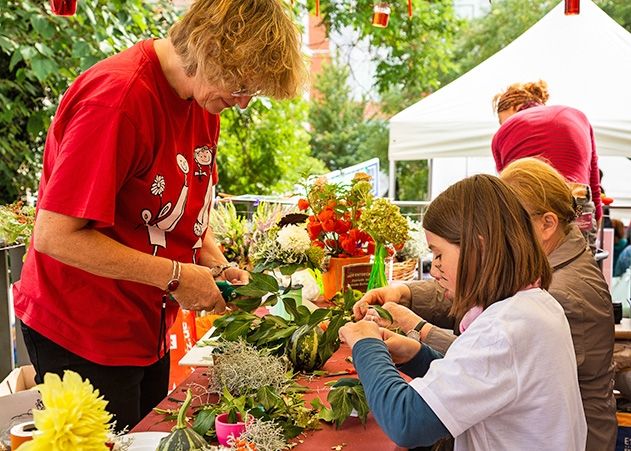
48, 0, 580, 21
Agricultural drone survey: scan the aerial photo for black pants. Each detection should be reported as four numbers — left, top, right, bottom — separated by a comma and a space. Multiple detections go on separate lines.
20, 321, 170, 431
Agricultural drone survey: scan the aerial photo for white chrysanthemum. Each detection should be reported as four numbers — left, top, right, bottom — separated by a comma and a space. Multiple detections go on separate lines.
276, 224, 311, 253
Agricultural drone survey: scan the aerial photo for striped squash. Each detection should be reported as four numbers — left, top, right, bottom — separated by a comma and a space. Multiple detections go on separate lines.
287, 324, 323, 372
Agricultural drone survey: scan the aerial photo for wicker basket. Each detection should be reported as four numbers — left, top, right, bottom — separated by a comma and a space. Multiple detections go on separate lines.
387, 258, 418, 281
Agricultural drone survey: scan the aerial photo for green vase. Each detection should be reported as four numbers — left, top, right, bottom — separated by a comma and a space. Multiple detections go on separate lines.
367, 242, 388, 291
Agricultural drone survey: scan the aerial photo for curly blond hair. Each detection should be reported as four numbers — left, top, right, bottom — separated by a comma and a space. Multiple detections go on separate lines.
492, 80, 550, 114
169, 0, 307, 99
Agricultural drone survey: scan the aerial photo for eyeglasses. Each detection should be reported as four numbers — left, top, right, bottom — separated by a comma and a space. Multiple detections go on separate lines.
230, 87, 262, 98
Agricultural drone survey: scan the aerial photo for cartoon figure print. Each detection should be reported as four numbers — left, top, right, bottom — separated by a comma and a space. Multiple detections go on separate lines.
192, 144, 217, 263
141, 154, 189, 256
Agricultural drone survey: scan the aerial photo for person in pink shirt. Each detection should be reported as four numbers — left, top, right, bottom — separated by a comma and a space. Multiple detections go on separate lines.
491, 80, 601, 251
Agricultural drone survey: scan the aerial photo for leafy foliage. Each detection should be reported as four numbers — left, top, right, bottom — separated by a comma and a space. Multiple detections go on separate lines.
314, 377, 369, 429
217, 97, 326, 196
0, 0, 177, 203
308, 60, 388, 171
310, 0, 461, 105
598, 0, 631, 32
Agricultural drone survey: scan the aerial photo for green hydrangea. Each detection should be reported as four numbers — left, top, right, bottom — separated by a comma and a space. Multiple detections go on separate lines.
359, 198, 409, 245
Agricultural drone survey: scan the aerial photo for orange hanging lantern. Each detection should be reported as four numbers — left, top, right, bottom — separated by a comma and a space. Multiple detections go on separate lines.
372, 2, 391, 28
50, 0, 77, 16
565, 0, 579, 15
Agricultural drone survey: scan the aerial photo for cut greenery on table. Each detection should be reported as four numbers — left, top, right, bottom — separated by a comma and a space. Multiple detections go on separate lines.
313, 378, 369, 429
211, 272, 353, 373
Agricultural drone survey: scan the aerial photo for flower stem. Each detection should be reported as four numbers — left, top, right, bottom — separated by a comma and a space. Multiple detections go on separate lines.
367, 242, 388, 290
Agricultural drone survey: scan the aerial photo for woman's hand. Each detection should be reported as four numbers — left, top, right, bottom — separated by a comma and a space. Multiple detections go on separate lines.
221, 266, 250, 285
364, 302, 423, 333
353, 285, 409, 320
381, 328, 421, 365
172, 263, 226, 313
338, 320, 381, 350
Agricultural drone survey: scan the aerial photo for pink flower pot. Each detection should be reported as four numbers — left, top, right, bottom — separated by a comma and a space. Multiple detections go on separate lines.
215, 413, 246, 446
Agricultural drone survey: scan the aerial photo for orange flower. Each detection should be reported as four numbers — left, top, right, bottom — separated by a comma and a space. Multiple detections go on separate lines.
334, 219, 351, 235
307, 221, 322, 240
322, 219, 337, 232
298, 198, 310, 211
317, 207, 335, 222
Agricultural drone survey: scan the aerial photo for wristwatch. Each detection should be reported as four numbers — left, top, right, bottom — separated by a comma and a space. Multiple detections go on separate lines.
406, 319, 428, 341
210, 262, 237, 278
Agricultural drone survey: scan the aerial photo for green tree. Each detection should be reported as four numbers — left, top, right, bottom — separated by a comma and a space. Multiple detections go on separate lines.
309, 60, 388, 171
0, 0, 177, 203
599, 0, 631, 31
309, 0, 461, 110
217, 97, 326, 196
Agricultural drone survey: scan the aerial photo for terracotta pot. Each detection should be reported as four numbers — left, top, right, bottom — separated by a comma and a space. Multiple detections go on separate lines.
215, 413, 246, 446
322, 255, 371, 300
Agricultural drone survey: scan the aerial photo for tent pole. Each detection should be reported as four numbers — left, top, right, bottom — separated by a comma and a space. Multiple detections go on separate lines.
427, 159, 433, 200
389, 159, 396, 200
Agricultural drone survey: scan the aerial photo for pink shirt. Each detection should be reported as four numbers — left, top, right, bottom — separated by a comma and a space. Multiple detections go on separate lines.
492, 105, 602, 220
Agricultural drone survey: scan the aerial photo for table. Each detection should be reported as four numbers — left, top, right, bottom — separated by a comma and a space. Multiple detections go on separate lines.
132, 345, 405, 451
616, 318, 631, 340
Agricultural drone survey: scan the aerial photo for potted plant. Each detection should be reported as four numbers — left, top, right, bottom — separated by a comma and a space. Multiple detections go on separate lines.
297, 173, 374, 299
214, 389, 248, 446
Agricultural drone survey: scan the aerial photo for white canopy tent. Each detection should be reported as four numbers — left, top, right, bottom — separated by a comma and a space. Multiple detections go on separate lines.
388, 0, 631, 198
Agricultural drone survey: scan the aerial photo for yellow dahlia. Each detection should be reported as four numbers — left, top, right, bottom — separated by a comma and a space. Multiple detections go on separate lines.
21, 370, 112, 451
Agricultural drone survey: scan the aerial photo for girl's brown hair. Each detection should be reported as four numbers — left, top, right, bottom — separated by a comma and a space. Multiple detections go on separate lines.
169, 0, 307, 98
423, 174, 551, 319
493, 80, 549, 114
500, 157, 577, 235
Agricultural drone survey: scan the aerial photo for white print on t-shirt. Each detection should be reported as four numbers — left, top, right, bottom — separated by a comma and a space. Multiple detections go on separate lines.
141, 154, 190, 256
192, 145, 217, 263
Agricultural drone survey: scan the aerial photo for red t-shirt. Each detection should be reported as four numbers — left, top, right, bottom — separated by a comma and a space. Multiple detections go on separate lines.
14, 40, 220, 366
491, 105, 602, 220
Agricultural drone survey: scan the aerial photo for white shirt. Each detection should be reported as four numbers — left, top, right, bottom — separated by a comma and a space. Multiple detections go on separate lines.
411, 288, 587, 451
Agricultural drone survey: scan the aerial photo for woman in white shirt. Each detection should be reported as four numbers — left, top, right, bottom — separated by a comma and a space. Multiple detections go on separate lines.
339, 174, 586, 451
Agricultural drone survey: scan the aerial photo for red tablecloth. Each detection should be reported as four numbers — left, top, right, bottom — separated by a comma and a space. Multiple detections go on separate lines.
132, 345, 405, 451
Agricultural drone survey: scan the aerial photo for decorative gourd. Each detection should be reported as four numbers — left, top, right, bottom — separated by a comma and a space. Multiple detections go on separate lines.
287, 324, 324, 372
157, 389, 209, 451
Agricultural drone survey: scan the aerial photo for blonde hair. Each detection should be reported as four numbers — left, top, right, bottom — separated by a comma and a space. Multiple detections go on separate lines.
169, 0, 307, 99
423, 174, 551, 319
493, 80, 550, 114
500, 157, 577, 235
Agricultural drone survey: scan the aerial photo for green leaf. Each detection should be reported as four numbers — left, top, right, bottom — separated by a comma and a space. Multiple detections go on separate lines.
9, 51, 23, 71
332, 377, 361, 388
19, 46, 37, 61
281, 296, 300, 321
234, 297, 262, 312
192, 408, 217, 436
307, 308, 330, 327
249, 271, 280, 293
234, 285, 270, 299
30, 56, 58, 82
370, 305, 393, 323
222, 320, 252, 341
0, 36, 17, 53
256, 386, 281, 410
328, 386, 354, 429
30, 16, 55, 39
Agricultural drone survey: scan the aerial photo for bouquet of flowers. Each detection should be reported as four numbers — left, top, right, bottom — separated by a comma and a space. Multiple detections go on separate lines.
249, 215, 325, 276
298, 173, 374, 258
358, 198, 409, 290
